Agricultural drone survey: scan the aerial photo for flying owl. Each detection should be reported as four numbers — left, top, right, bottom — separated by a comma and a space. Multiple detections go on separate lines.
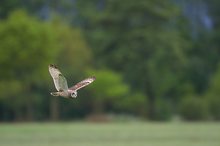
49, 64, 95, 98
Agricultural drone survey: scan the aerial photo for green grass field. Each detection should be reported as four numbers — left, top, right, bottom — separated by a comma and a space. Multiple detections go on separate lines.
0, 122, 219, 146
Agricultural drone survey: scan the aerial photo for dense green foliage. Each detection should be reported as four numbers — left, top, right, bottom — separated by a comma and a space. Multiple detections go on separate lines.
77, 0, 189, 119
205, 65, 220, 120
0, 10, 59, 120
0, 10, 92, 121
0, 0, 220, 121
86, 69, 129, 113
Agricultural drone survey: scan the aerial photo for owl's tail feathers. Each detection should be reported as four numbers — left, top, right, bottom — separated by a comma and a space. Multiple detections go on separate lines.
50, 92, 60, 96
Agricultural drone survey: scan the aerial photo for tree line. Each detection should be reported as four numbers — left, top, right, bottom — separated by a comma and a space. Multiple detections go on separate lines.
0, 0, 220, 121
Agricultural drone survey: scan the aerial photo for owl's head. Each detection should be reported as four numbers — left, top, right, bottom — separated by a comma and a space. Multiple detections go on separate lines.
71, 91, 77, 98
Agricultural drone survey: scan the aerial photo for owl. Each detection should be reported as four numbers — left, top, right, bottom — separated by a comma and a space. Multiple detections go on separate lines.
49, 64, 95, 98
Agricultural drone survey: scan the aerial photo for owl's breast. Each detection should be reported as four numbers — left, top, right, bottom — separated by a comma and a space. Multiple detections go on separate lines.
60, 91, 70, 97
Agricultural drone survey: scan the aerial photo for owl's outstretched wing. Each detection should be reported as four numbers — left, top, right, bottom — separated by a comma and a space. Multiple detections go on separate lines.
48, 64, 68, 91
69, 76, 96, 91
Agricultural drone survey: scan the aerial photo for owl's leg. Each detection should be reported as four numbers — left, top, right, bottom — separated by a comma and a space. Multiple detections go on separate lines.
50, 92, 60, 96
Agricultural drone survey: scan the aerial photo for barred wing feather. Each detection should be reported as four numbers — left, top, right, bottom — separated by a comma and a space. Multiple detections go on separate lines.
69, 77, 96, 91
48, 64, 68, 91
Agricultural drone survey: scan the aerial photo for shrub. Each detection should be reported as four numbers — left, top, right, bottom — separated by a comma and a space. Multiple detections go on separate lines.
154, 98, 172, 121
179, 96, 209, 121
208, 96, 220, 120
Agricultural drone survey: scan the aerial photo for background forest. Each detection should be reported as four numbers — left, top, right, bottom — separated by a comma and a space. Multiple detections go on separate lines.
0, 0, 220, 122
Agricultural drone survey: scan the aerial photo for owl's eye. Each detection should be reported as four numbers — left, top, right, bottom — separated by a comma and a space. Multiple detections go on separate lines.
71, 92, 77, 98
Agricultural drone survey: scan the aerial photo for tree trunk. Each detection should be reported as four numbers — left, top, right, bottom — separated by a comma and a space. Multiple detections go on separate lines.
25, 84, 34, 121
50, 97, 60, 121
92, 99, 104, 114
26, 99, 34, 121
14, 109, 24, 122
145, 79, 156, 120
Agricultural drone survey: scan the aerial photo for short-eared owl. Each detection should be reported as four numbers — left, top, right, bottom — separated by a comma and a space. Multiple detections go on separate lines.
49, 64, 95, 98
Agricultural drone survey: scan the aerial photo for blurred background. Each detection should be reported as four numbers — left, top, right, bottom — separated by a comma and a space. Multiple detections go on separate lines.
0, 0, 220, 123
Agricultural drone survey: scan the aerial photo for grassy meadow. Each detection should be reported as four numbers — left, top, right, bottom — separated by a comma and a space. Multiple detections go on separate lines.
0, 122, 219, 146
